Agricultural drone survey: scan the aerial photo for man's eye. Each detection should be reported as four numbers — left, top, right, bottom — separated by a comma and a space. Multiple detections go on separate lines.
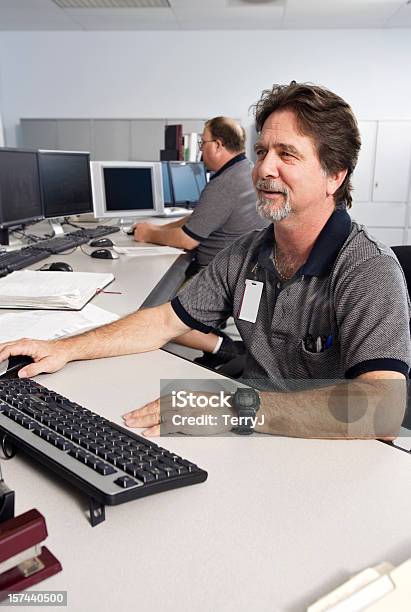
255, 149, 266, 158
281, 152, 294, 159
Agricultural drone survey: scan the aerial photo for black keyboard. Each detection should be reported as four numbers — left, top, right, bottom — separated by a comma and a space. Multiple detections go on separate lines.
0, 247, 49, 273
30, 232, 89, 253
79, 226, 120, 239
0, 379, 207, 525
0, 226, 121, 274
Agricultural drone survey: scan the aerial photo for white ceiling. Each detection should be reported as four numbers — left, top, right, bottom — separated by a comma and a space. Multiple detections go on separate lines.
0, 0, 410, 31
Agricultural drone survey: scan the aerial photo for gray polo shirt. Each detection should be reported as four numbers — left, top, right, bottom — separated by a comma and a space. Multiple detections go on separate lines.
172, 209, 411, 390
182, 154, 267, 267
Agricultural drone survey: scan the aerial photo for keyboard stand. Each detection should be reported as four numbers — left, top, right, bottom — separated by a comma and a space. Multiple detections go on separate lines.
88, 497, 106, 527
3, 425, 106, 527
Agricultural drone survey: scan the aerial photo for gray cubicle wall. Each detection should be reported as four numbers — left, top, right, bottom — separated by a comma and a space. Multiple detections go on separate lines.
20, 118, 207, 161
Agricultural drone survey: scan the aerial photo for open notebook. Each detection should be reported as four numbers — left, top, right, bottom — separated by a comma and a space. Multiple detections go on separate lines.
0, 270, 114, 311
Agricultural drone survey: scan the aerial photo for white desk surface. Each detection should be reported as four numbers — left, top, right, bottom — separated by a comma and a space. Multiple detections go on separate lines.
2, 227, 411, 612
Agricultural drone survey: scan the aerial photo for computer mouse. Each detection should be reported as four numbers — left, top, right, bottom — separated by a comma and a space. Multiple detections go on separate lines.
89, 238, 114, 248
0, 358, 9, 377
43, 261, 73, 272
90, 249, 119, 260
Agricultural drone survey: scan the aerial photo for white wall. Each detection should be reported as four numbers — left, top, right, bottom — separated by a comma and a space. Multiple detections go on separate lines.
0, 29, 410, 244
0, 29, 410, 148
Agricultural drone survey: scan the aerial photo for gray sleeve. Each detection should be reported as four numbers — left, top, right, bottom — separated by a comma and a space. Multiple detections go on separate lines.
182, 178, 236, 240
334, 255, 411, 377
171, 245, 235, 332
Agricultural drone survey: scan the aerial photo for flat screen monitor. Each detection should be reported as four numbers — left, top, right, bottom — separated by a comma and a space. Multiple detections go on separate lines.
90, 162, 164, 218
161, 162, 174, 206
0, 148, 43, 230
38, 150, 93, 218
168, 162, 207, 207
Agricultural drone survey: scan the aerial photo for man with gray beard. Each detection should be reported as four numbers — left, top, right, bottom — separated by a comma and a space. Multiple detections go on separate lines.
1, 83, 410, 439
255, 178, 291, 222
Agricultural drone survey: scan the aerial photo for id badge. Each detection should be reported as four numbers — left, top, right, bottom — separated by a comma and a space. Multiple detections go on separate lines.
238, 279, 264, 323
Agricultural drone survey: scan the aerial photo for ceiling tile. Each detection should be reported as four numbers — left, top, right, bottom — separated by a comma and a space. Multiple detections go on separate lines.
283, 0, 404, 28
0, 0, 56, 7
0, 7, 80, 30
173, 5, 284, 30
53, 0, 170, 7
0, 0, 409, 30
65, 7, 179, 28
169, 0, 226, 7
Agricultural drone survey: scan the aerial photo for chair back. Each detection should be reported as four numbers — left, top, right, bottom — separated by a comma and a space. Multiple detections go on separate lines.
391, 245, 411, 429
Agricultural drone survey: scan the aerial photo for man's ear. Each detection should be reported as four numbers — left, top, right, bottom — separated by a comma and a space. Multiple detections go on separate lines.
326, 168, 348, 196
215, 139, 224, 151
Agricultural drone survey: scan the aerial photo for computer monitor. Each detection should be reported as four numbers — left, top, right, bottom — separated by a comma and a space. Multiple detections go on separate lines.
168, 162, 207, 207
161, 162, 174, 206
90, 162, 165, 218
0, 148, 44, 245
38, 150, 93, 219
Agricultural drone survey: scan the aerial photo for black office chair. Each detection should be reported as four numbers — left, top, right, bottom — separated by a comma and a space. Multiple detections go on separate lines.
391, 245, 411, 430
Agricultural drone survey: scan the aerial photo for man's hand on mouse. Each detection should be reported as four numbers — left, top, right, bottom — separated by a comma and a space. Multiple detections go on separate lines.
133, 222, 157, 243
0, 338, 74, 378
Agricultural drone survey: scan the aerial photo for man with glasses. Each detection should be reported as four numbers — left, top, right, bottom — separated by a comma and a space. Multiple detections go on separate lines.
131, 116, 267, 273
131, 116, 267, 367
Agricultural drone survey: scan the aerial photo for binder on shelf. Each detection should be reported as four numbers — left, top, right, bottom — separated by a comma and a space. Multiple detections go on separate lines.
165, 124, 183, 150
164, 124, 183, 161
160, 149, 180, 161
184, 132, 198, 162
0, 509, 62, 600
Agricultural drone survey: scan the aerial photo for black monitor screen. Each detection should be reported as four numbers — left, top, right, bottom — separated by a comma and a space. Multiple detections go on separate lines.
103, 168, 154, 211
161, 162, 173, 206
39, 152, 93, 218
0, 149, 43, 228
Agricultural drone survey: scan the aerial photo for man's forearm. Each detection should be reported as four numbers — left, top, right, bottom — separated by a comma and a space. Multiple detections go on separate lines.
255, 378, 407, 439
143, 225, 192, 249
164, 215, 191, 229
59, 303, 188, 362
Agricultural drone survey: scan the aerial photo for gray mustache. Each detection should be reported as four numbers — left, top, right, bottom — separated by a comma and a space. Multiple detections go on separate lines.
255, 179, 288, 196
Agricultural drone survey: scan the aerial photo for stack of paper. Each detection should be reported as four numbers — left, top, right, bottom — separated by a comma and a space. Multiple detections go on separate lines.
113, 246, 184, 257
0, 304, 119, 343
0, 270, 114, 310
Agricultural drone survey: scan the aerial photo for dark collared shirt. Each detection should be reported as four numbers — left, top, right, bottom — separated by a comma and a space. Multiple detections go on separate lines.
182, 154, 266, 267
172, 209, 411, 390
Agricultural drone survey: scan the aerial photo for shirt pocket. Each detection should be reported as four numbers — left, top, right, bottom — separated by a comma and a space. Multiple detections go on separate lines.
296, 339, 342, 380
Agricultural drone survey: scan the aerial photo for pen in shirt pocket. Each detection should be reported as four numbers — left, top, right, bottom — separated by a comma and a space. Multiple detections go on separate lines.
303, 334, 333, 353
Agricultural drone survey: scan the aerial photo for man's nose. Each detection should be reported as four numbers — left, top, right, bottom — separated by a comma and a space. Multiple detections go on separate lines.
256, 151, 280, 179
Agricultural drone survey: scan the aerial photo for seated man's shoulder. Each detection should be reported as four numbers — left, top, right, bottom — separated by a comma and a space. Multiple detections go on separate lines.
336, 222, 400, 272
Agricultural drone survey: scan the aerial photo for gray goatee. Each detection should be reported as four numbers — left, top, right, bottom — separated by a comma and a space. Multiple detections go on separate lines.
255, 179, 291, 222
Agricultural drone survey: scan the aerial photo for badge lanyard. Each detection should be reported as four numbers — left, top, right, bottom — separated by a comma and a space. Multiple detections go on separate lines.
237, 263, 264, 323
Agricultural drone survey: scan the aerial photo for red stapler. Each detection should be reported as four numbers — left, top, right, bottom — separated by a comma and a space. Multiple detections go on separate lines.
0, 509, 62, 600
